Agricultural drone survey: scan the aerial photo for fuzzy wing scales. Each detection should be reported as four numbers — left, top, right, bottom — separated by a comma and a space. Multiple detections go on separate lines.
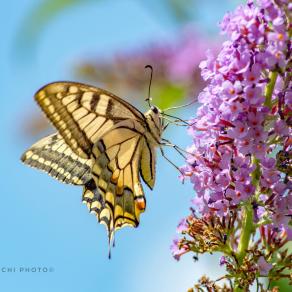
21, 133, 92, 185
35, 81, 145, 159
89, 122, 148, 241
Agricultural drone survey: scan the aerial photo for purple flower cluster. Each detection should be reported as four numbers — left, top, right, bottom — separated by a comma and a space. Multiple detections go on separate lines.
172, 3, 292, 286
180, 0, 291, 230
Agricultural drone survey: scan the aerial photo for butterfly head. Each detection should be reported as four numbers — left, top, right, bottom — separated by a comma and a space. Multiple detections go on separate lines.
150, 105, 159, 114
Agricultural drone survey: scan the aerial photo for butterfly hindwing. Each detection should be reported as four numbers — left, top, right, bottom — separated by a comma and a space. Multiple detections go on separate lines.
35, 82, 146, 159
21, 133, 92, 185
82, 179, 105, 219
90, 121, 148, 239
140, 140, 156, 189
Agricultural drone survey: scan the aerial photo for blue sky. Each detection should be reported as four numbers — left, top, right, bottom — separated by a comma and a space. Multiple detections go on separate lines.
0, 1, 238, 291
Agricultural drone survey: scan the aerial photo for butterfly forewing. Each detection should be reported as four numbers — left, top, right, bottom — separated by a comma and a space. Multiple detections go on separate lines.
35, 82, 146, 159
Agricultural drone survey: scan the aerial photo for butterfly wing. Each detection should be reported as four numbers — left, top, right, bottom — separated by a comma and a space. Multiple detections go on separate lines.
35, 82, 146, 159
88, 120, 152, 240
25, 81, 162, 244
21, 133, 92, 185
140, 141, 156, 189
82, 179, 105, 218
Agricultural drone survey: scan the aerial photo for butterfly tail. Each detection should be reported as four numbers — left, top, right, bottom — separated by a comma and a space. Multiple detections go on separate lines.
82, 179, 116, 247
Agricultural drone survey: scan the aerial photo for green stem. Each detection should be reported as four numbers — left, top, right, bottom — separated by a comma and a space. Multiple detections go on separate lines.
234, 156, 259, 291
237, 204, 254, 264
251, 157, 260, 187
234, 204, 254, 292
264, 71, 278, 109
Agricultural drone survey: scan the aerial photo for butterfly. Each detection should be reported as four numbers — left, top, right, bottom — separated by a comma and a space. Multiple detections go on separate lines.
22, 80, 188, 246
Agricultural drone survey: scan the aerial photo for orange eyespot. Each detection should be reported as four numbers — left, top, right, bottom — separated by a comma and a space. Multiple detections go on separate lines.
135, 198, 146, 210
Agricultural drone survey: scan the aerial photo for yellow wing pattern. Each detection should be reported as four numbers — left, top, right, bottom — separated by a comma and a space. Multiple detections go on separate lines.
35, 82, 145, 159
21, 133, 91, 185
140, 140, 156, 189
22, 81, 162, 248
89, 123, 148, 240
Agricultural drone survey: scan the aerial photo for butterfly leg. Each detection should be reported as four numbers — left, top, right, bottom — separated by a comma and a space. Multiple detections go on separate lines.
162, 99, 197, 111
159, 146, 183, 175
161, 117, 189, 127
160, 141, 188, 160
161, 138, 194, 158
161, 113, 195, 126
161, 143, 187, 159
163, 122, 170, 131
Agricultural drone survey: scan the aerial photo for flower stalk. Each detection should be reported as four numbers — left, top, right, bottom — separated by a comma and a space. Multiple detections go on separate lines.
237, 204, 254, 265
234, 204, 254, 292
264, 71, 278, 109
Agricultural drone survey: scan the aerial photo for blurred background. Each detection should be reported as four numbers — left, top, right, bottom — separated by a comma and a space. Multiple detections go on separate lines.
0, 1, 242, 291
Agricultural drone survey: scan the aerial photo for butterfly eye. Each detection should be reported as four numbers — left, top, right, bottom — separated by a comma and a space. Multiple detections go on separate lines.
151, 106, 159, 114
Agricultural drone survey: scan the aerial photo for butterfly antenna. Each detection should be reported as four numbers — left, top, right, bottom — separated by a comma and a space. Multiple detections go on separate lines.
145, 65, 153, 108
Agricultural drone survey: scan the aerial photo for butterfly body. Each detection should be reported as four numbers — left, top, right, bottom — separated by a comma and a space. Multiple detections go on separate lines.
144, 108, 164, 144
21, 81, 164, 242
